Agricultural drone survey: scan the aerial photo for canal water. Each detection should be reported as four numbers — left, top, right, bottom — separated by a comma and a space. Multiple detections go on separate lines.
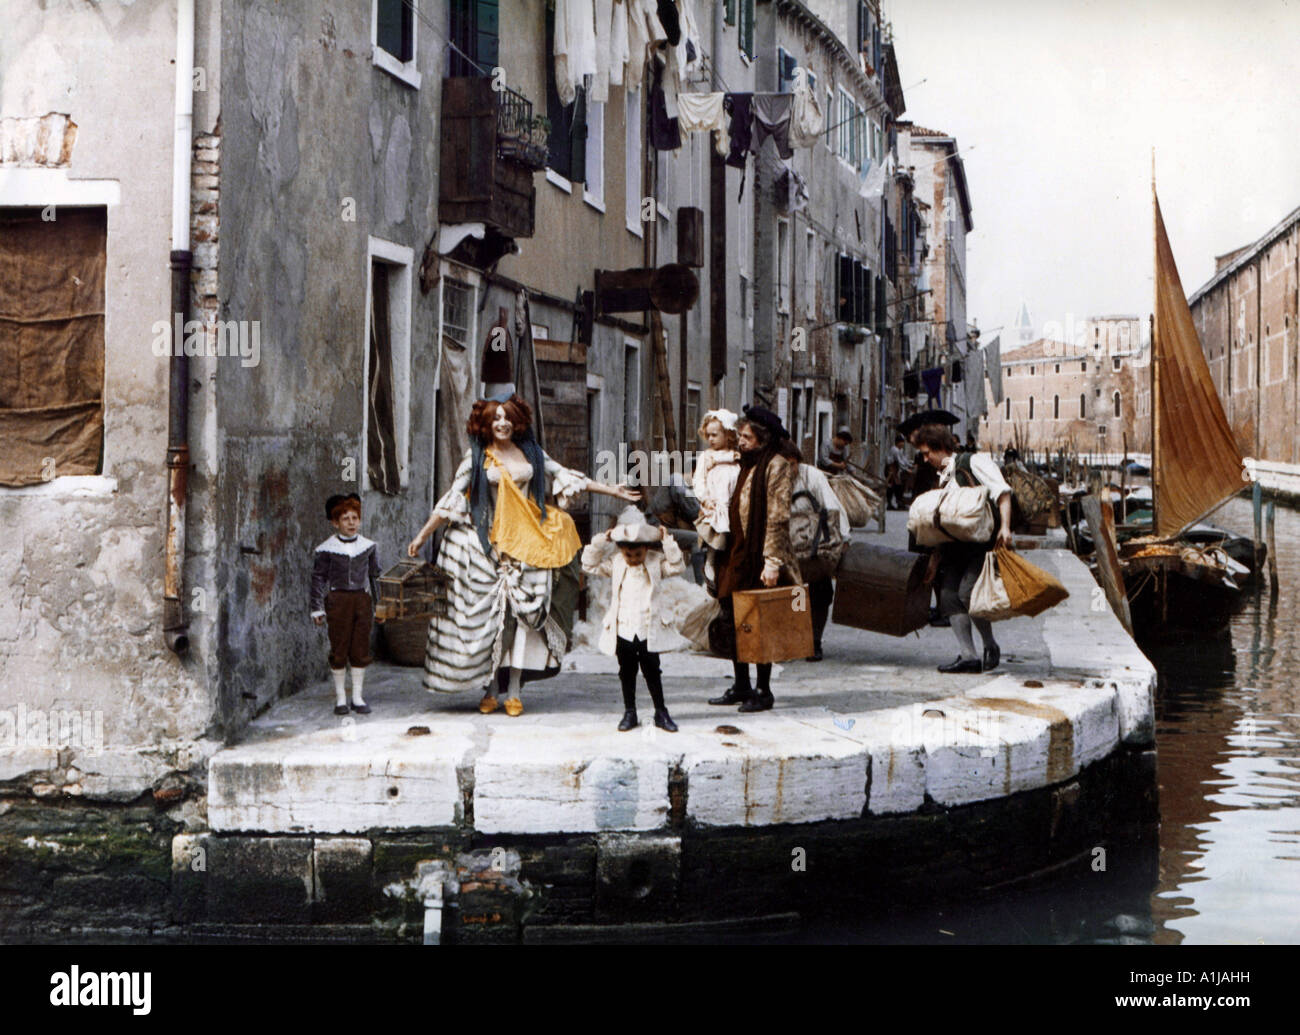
775, 494, 1300, 945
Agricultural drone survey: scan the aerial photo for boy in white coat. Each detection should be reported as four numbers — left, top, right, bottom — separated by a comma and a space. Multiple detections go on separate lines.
581, 506, 689, 732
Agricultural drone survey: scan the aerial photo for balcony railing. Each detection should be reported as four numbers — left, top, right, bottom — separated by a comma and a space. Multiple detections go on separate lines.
440, 77, 538, 240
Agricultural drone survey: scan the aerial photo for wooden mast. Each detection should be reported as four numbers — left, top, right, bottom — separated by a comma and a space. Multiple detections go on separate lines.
1150, 150, 1160, 536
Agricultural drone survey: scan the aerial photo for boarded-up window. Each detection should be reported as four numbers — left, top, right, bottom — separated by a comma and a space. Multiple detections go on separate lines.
0, 207, 105, 486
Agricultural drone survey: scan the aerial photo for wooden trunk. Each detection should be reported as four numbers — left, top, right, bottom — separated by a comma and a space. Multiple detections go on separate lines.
733, 586, 814, 664
831, 542, 930, 636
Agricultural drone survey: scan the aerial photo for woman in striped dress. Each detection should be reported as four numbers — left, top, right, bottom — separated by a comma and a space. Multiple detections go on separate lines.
407, 394, 639, 716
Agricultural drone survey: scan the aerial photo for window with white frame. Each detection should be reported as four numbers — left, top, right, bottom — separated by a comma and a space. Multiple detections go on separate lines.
776, 217, 791, 314
372, 0, 420, 89
738, 360, 750, 407
686, 382, 702, 441
364, 237, 414, 492
826, 88, 835, 148
584, 99, 605, 210
625, 89, 643, 235
837, 89, 854, 163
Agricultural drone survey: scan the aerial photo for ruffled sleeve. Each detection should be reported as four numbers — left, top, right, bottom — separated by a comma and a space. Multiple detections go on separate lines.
431, 453, 475, 524
542, 453, 590, 510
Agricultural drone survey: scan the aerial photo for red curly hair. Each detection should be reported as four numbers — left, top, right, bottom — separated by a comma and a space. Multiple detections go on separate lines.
467, 394, 533, 443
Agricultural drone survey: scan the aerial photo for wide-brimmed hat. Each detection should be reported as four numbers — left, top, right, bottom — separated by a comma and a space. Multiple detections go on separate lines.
741, 404, 790, 440
609, 505, 661, 545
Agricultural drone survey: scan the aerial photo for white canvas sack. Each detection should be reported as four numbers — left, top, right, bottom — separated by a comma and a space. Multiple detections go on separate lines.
907, 484, 994, 545
969, 550, 1016, 621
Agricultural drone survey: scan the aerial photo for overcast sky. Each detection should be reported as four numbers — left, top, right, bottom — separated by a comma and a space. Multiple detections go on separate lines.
887, 0, 1300, 344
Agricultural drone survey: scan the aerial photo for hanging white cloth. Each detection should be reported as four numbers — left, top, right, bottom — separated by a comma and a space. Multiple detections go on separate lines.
674, 0, 701, 77
625, 0, 666, 93
554, 0, 598, 108
592, 0, 613, 102
789, 67, 824, 148
676, 92, 729, 157
609, 0, 629, 86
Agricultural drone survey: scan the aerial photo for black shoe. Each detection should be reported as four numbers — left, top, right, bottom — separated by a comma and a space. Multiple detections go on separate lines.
350, 702, 371, 714
938, 656, 982, 674
806, 646, 824, 662
618, 710, 639, 732
737, 691, 774, 713
334, 705, 350, 716
929, 615, 951, 627
653, 710, 678, 732
982, 644, 1001, 672
708, 685, 753, 706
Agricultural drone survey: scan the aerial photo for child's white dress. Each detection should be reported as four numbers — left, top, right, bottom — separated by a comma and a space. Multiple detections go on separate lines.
692, 448, 740, 550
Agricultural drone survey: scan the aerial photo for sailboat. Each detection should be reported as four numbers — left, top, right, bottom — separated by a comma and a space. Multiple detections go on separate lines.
1116, 175, 1257, 638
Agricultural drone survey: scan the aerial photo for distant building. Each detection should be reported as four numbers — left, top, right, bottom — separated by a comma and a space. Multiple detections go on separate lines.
980, 316, 1150, 454
1188, 205, 1300, 465
894, 122, 973, 436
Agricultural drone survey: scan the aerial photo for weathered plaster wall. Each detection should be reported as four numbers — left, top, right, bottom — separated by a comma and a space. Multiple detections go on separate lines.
211, 0, 445, 734
0, 0, 217, 799
769, 7, 885, 467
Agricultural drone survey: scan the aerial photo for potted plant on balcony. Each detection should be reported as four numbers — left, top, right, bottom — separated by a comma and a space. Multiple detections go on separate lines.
499, 114, 550, 171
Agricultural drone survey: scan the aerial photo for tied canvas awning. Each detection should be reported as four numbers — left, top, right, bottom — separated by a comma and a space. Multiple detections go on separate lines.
1152, 190, 1245, 537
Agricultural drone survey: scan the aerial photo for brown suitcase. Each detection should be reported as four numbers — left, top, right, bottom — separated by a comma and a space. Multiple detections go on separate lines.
733, 586, 815, 664
832, 542, 931, 636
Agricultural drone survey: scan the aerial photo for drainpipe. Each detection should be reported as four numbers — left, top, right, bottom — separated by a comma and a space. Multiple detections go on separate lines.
164, 0, 195, 654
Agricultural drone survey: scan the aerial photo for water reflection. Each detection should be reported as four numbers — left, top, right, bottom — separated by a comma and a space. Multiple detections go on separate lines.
1143, 496, 1300, 945
770, 495, 1300, 945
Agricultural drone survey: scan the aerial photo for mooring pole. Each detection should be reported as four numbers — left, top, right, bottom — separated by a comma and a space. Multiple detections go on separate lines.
1266, 500, 1279, 594
1252, 480, 1263, 569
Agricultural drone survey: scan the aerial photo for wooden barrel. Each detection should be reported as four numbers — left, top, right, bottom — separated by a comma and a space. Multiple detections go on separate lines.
831, 542, 930, 636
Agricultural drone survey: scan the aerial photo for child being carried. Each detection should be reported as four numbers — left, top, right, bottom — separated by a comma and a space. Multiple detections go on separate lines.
691, 409, 741, 592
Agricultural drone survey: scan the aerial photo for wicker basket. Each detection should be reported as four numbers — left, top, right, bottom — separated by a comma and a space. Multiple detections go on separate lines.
380, 611, 438, 667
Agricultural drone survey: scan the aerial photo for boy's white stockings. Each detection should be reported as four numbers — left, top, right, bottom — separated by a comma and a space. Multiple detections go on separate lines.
331, 667, 347, 706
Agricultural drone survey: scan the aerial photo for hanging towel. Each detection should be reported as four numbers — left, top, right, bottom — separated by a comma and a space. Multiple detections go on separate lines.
921, 366, 944, 404
625, 0, 666, 93
609, 0, 629, 86
555, 0, 598, 108
723, 92, 754, 168
676, 92, 729, 156
649, 57, 681, 151
752, 94, 794, 159
789, 68, 823, 148
592, 0, 614, 102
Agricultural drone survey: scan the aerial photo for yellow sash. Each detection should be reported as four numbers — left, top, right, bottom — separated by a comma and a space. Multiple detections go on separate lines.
487, 453, 582, 569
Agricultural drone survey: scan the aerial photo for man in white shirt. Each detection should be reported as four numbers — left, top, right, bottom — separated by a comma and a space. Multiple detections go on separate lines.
913, 425, 1013, 674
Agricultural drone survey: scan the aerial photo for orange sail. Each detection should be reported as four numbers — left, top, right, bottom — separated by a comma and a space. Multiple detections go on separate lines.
1152, 190, 1246, 537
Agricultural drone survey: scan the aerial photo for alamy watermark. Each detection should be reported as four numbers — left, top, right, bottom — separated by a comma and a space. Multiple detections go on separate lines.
593, 445, 704, 487
0, 704, 104, 756
151, 314, 261, 367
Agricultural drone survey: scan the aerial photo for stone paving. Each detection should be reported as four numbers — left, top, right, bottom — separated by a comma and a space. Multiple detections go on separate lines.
209, 510, 1155, 835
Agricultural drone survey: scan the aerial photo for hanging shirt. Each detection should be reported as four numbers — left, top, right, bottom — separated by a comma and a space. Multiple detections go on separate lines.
649, 57, 681, 150
921, 366, 944, 403
554, 0, 598, 108
789, 68, 824, 148
723, 93, 754, 168
752, 94, 794, 159
676, 92, 729, 156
